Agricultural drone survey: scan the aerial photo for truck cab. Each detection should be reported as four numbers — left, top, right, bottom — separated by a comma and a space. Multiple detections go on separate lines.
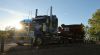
31, 15, 59, 45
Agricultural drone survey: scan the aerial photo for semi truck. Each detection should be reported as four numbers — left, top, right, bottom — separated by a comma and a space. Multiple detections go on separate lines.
29, 7, 85, 46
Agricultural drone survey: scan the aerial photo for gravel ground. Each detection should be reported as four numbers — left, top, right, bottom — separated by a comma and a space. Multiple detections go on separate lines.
2, 44, 100, 55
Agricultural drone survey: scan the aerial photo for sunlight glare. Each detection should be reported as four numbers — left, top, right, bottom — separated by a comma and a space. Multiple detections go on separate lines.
15, 23, 22, 30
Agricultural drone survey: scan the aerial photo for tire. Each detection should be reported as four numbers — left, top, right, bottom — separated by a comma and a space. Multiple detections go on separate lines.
34, 37, 43, 46
37, 38, 43, 45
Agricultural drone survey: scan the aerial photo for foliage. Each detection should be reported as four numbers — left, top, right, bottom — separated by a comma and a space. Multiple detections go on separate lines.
88, 9, 100, 40
0, 31, 7, 38
0, 27, 15, 39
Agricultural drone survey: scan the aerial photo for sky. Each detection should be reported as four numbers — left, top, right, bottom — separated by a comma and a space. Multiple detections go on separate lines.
0, 0, 100, 30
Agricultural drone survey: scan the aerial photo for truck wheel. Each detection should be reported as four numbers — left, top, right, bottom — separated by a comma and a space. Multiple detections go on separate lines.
36, 37, 43, 46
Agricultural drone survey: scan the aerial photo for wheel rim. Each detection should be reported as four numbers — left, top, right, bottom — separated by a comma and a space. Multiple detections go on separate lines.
37, 38, 42, 45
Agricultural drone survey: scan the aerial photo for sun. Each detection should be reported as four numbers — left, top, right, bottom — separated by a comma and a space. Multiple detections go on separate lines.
15, 23, 23, 30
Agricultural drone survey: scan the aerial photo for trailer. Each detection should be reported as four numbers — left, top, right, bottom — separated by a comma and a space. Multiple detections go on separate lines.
58, 24, 85, 43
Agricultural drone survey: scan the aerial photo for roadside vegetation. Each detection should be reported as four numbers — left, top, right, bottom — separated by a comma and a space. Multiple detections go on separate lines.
87, 9, 100, 43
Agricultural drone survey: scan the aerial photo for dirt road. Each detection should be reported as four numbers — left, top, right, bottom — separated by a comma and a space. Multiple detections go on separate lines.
3, 44, 100, 55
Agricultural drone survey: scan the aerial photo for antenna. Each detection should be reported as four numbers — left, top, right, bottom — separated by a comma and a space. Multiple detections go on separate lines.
29, 10, 32, 19
47, 8, 49, 15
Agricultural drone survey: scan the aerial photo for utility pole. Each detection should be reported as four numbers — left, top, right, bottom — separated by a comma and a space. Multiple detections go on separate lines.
0, 31, 5, 53
1, 36, 4, 53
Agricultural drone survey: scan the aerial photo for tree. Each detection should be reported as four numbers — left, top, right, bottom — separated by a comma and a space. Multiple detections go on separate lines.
4, 26, 15, 38
88, 9, 100, 40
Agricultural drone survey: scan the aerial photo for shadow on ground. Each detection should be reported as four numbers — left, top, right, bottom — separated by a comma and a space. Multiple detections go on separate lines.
2, 44, 100, 55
